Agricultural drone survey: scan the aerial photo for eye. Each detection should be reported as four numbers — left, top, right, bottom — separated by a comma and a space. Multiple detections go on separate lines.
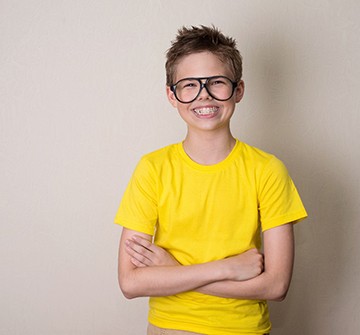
209, 77, 232, 87
178, 79, 199, 90
210, 78, 226, 86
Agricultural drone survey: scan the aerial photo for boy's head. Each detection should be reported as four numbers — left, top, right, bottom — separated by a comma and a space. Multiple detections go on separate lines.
165, 25, 243, 86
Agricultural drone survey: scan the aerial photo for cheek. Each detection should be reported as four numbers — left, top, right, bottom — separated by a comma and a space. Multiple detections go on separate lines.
177, 106, 195, 121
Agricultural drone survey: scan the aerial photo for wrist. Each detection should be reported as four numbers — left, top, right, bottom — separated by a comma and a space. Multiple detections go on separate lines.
213, 258, 231, 281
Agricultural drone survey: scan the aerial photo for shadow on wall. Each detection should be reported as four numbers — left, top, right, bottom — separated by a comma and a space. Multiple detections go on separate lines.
234, 35, 355, 334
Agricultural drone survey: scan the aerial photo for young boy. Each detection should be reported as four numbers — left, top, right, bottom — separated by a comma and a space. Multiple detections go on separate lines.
115, 25, 307, 335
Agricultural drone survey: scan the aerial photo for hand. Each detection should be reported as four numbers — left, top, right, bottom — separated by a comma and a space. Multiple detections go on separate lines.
125, 235, 180, 268
222, 248, 264, 281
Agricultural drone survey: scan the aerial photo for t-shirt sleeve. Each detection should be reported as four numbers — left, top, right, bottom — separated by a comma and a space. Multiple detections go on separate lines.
258, 156, 307, 231
114, 157, 158, 235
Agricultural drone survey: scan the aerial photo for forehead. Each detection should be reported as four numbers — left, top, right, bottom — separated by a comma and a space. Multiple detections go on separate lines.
174, 52, 233, 81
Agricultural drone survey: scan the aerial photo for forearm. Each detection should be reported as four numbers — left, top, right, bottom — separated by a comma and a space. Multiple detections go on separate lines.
196, 270, 291, 301
119, 260, 225, 299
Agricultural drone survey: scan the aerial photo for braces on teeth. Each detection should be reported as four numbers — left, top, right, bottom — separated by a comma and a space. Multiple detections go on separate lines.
193, 107, 218, 115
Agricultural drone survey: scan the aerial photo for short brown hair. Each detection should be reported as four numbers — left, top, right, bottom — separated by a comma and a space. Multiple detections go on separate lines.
165, 25, 243, 86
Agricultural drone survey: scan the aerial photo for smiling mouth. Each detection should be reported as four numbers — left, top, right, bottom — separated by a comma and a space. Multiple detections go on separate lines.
192, 106, 219, 116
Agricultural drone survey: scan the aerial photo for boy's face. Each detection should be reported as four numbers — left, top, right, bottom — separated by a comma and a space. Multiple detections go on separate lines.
166, 51, 244, 134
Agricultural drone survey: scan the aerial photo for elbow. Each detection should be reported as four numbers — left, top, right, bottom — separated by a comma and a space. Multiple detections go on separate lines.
122, 291, 138, 300
271, 290, 288, 302
120, 284, 137, 300
268, 282, 290, 302
118, 275, 140, 300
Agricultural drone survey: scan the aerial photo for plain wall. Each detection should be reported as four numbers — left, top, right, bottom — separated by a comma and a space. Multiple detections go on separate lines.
1, 1, 359, 334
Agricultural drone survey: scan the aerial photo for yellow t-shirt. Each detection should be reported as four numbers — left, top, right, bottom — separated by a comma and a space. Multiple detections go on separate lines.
115, 139, 307, 335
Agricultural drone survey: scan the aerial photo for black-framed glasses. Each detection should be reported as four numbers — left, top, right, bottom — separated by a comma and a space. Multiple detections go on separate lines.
170, 76, 238, 104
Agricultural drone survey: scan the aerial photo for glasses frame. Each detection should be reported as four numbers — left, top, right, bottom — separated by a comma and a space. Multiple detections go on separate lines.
170, 76, 238, 104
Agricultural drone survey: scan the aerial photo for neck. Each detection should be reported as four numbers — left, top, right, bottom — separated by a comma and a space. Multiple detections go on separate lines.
183, 130, 236, 165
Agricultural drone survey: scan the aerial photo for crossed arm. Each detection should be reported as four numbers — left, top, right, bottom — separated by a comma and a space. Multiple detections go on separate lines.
118, 223, 294, 301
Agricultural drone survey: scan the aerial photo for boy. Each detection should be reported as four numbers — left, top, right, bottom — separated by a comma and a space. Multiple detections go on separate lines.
115, 25, 307, 335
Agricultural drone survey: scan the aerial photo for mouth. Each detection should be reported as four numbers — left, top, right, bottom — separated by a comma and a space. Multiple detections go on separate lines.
192, 106, 219, 116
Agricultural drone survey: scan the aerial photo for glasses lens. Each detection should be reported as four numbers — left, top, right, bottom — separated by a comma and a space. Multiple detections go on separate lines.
206, 77, 234, 101
174, 79, 201, 103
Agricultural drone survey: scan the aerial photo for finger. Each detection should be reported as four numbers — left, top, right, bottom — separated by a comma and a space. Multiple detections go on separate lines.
126, 239, 153, 257
125, 242, 152, 265
132, 235, 155, 252
130, 257, 147, 268
132, 236, 168, 258
126, 245, 151, 266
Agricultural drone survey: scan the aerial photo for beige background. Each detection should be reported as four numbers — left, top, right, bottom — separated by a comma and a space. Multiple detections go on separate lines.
1, 1, 359, 334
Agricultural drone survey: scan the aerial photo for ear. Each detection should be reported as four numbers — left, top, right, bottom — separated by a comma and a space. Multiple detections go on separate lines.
166, 86, 178, 108
235, 80, 245, 103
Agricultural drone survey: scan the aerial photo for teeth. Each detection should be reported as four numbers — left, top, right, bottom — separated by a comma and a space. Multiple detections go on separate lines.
193, 107, 218, 115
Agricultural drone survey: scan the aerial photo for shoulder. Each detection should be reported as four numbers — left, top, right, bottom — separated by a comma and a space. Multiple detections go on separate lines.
135, 143, 180, 174
140, 143, 179, 163
237, 141, 288, 177
142, 143, 178, 159
238, 141, 278, 165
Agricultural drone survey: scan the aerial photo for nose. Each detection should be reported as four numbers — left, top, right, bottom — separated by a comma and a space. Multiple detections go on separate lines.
197, 82, 212, 100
